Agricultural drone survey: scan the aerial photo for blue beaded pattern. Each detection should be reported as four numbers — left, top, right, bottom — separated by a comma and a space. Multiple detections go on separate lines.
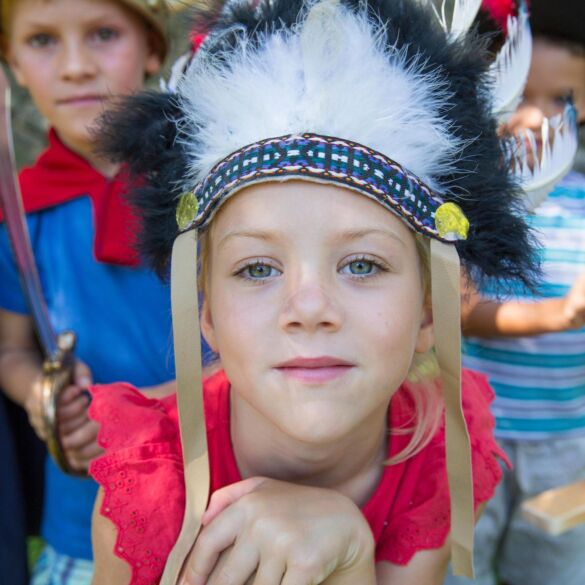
186, 133, 450, 241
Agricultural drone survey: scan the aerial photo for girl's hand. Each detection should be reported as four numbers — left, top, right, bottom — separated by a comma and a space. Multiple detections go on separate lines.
180, 477, 375, 585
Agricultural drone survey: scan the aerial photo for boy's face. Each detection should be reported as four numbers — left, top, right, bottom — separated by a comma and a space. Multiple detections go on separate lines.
507, 37, 585, 135
200, 181, 433, 446
6, 0, 161, 154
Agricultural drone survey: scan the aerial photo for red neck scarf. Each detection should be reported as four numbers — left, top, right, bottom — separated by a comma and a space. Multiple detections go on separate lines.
0, 129, 140, 267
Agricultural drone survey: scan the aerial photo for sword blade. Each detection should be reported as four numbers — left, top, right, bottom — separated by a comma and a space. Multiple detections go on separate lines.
0, 68, 58, 359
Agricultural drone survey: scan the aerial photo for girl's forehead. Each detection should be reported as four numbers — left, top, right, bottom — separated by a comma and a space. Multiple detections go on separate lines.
209, 180, 415, 245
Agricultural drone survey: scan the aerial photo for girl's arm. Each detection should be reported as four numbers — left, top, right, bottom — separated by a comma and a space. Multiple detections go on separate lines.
92, 488, 132, 585
374, 545, 450, 585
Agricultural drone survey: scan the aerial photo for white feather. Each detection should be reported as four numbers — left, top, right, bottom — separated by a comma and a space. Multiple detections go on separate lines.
490, 8, 532, 120
177, 0, 462, 193
510, 105, 578, 212
431, 0, 482, 40
160, 52, 192, 93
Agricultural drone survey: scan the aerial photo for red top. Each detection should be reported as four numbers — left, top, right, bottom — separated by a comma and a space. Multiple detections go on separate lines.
89, 369, 507, 585
0, 129, 139, 266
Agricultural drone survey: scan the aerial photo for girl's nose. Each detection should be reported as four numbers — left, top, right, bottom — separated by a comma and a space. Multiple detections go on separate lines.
278, 282, 343, 334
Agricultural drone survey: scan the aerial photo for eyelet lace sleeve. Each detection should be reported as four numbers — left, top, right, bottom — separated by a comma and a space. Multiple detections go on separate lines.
89, 383, 185, 585
378, 369, 509, 565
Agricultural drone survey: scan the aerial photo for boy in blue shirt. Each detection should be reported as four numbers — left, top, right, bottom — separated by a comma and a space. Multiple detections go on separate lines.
0, 0, 178, 582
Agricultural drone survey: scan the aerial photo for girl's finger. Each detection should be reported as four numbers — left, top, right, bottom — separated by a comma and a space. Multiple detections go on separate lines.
203, 477, 268, 526
251, 558, 286, 585
182, 508, 242, 585
281, 568, 316, 585
207, 542, 259, 585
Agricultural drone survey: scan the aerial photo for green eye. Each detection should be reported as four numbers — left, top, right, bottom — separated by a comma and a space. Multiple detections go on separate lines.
347, 260, 374, 275
246, 264, 280, 279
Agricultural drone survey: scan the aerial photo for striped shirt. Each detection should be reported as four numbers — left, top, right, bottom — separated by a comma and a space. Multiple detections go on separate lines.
463, 172, 585, 440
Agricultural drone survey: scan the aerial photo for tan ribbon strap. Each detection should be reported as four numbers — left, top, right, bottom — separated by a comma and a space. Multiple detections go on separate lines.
430, 239, 475, 578
161, 230, 210, 585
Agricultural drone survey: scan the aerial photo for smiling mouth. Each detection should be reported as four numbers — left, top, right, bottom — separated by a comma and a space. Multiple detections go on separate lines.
275, 357, 355, 383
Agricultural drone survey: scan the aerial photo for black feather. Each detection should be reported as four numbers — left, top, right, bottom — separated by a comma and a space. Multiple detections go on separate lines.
96, 92, 187, 278
97, 0, 540, 290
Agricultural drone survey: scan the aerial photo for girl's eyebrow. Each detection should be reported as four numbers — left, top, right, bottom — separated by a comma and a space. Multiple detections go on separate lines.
217, 227, 407, 250
332, 228, 407, 248
217, 229, 278, 250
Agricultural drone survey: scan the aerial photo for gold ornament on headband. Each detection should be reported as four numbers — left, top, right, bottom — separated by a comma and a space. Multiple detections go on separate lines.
176, 192, 199, 231
435, 202, 469, 241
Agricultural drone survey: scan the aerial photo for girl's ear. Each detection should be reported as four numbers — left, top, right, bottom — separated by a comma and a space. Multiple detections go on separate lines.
415, 306, 434, 354
200, 298, 218, 353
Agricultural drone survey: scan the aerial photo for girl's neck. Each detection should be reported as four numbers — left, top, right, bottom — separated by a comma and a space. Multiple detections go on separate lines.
58, 132, 120, 178
230, 391, 389, 507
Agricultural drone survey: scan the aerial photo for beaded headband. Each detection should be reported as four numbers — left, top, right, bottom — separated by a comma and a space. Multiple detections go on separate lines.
177, 133, 470, 243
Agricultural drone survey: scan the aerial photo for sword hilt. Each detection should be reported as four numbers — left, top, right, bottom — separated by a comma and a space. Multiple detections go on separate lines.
40, 331, 87, 477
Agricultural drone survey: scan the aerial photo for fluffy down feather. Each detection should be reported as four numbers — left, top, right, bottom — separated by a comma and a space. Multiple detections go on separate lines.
97, 0, 539, 289
178, 0, 462, 191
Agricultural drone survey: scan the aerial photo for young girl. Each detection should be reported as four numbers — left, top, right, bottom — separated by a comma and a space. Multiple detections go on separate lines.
88, 0, 541, 583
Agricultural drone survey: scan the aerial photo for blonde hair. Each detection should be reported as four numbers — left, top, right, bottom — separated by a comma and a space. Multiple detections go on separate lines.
198, 227, 444, 465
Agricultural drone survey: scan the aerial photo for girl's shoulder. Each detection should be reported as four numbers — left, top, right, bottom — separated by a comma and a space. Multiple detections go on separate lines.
373, 368, 507, 565
89, 369, 229, 454
88, 371, 229, 584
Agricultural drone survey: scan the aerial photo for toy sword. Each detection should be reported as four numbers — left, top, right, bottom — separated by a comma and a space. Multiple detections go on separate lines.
0, 67, 80, 476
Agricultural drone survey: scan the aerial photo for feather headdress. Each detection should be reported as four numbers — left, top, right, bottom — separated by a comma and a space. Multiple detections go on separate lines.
97, 0, 563, 582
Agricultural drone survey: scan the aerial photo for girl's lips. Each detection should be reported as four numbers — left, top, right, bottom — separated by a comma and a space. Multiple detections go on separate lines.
277, 365, 354, 383
275, 356, 355, 383
58, 96, 105, 106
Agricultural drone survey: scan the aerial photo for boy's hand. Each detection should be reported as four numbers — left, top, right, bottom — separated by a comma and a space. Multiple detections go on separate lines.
562, 272, 585, 330
180, 477, 375, 585
25, 359, 92, 441
24, 374, 50, 441
57, 360, 102, 472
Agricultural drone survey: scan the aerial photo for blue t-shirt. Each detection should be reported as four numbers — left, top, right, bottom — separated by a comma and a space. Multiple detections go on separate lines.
0, 197, 175, 559
463, 172, 585, 440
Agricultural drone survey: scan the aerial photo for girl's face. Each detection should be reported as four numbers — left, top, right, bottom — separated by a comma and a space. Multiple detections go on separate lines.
6, 0, 161, 158
201, 181, 433, 445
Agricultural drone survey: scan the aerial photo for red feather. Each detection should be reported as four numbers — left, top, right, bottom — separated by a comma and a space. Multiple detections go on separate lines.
482, 0, 526, 31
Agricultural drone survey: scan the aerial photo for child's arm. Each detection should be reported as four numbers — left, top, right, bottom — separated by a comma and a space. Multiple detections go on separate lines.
461, 272, 585, 337
0, 309, 44, 422
92, 488, 132, 585
0, 308, 101, 471
374, 545, 450, 585
180, 478, 376, 585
